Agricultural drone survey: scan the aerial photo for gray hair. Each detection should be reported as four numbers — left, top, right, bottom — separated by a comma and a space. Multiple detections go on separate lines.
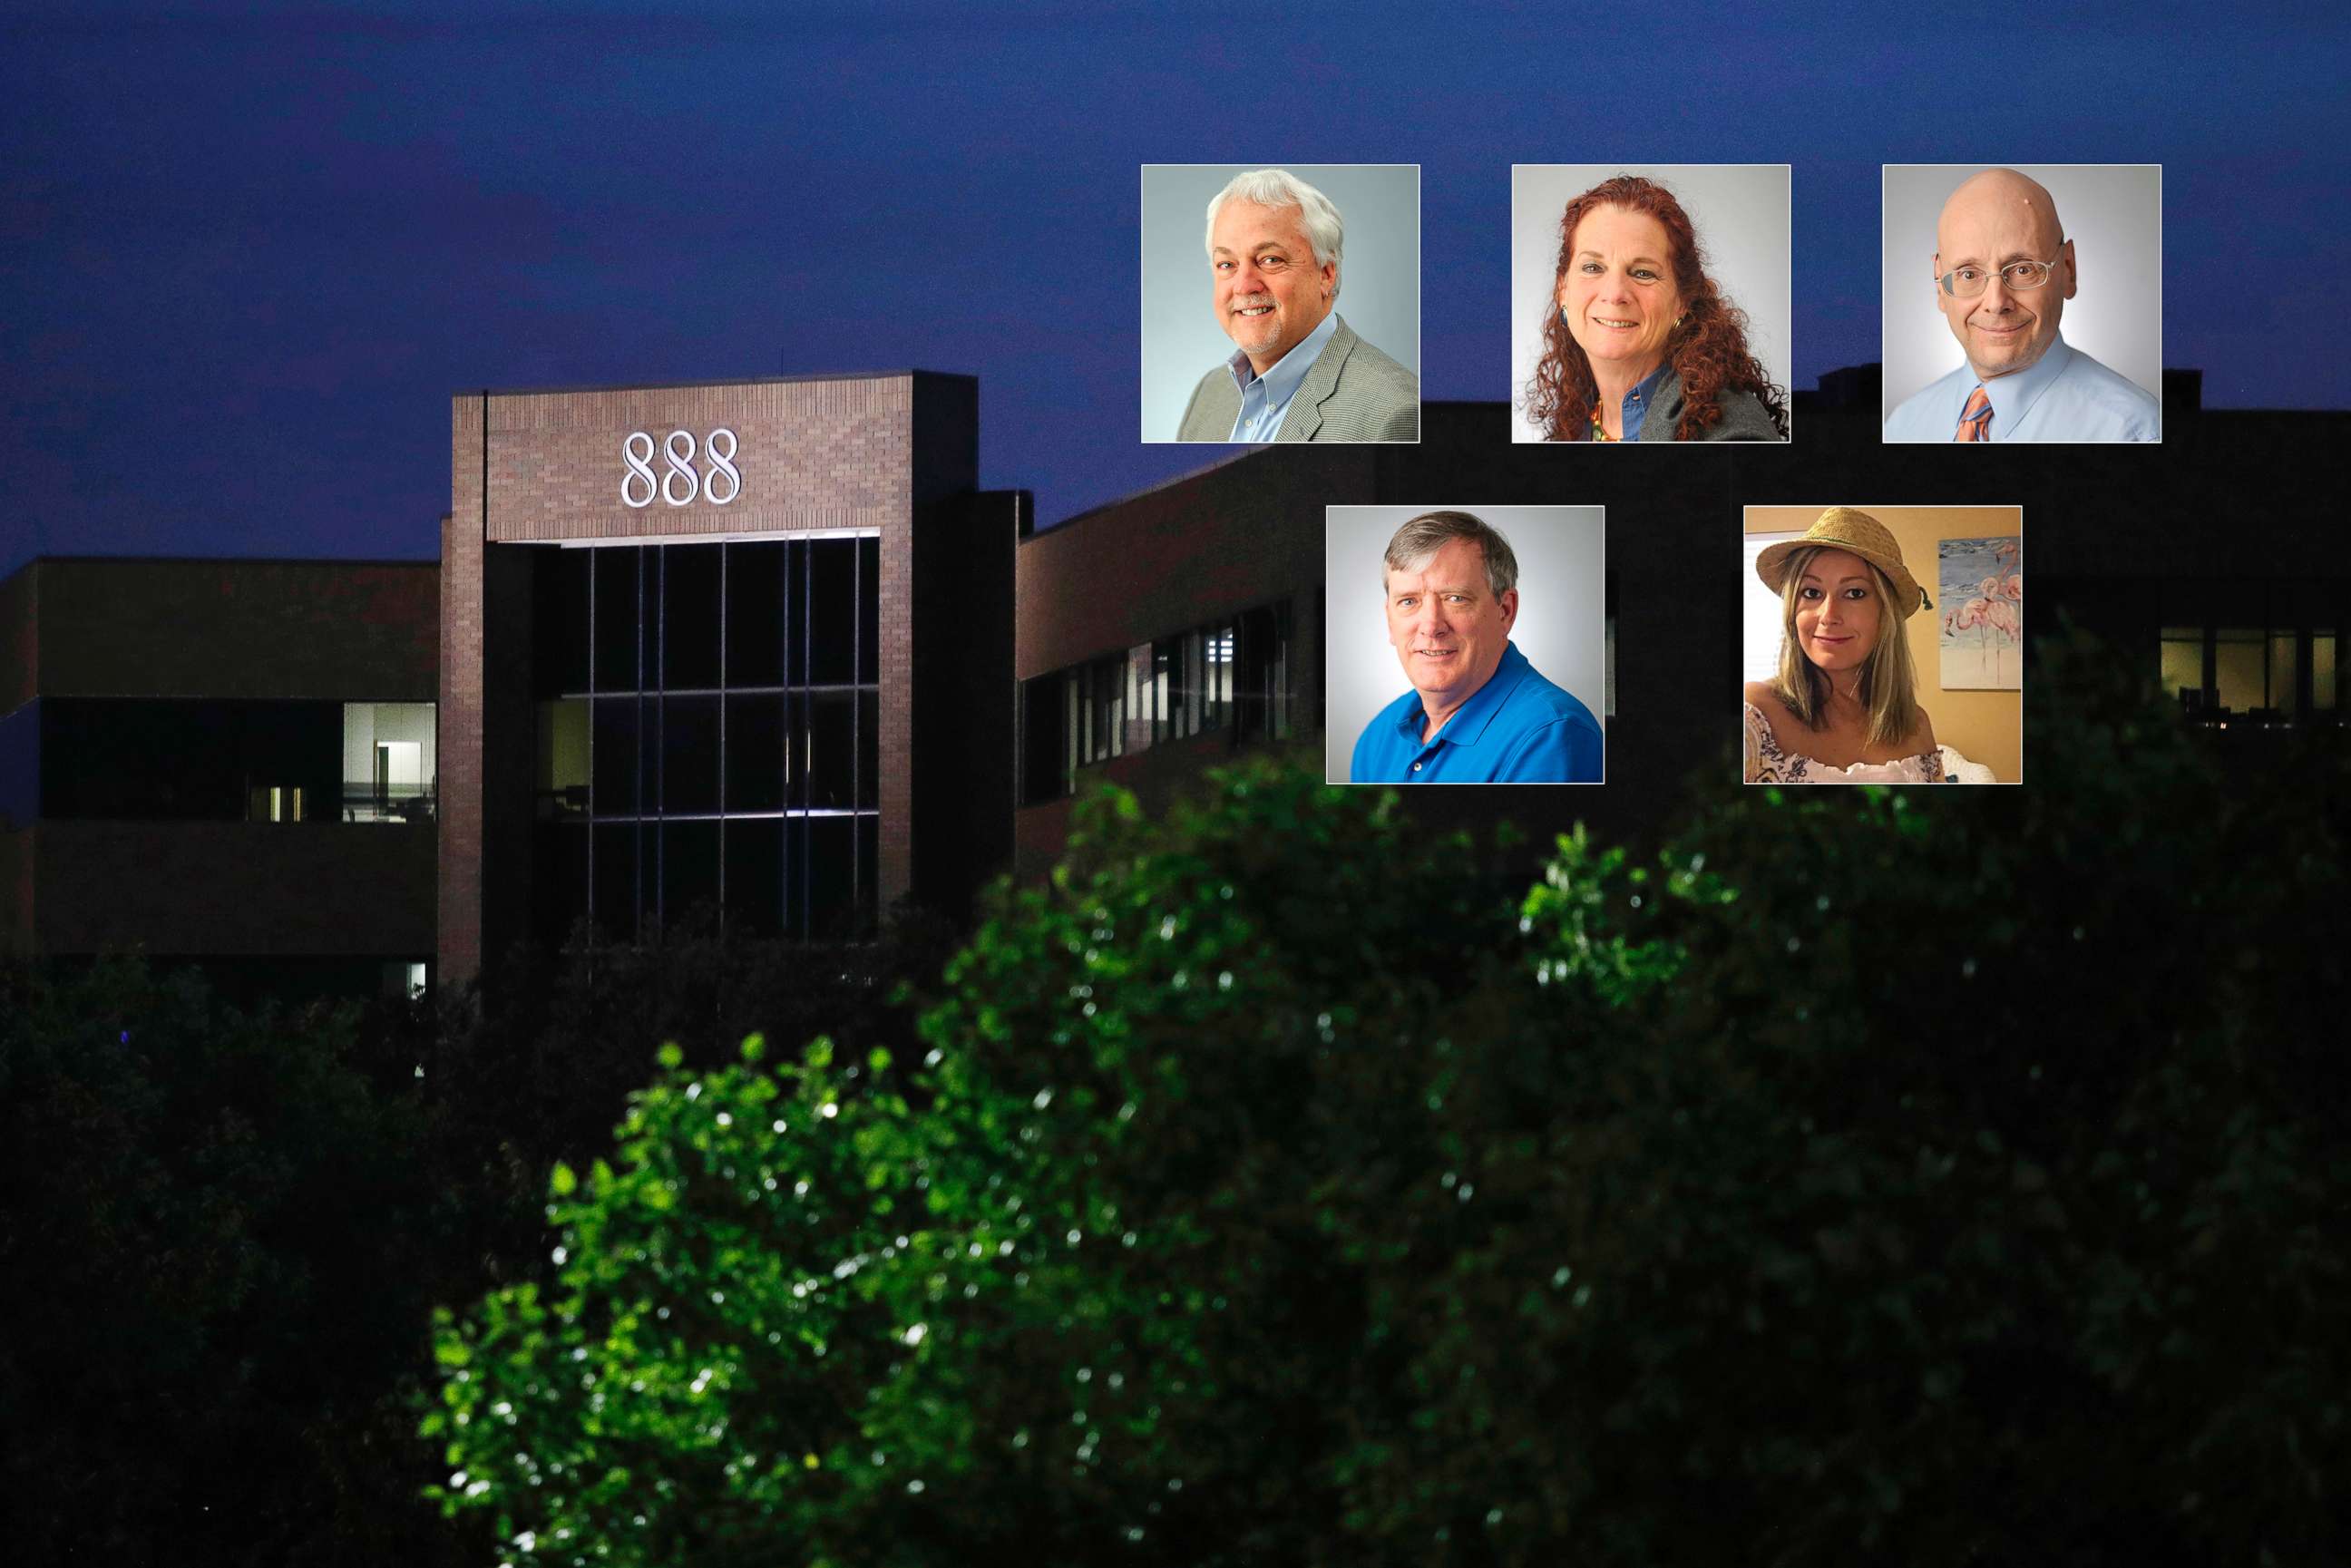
1204, 169, 1344, 302
1382, 511, 1518, 598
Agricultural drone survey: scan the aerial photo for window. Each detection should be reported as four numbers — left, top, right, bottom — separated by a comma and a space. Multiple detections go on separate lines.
1022, 597, 1295, 802
1741, 532, 1802, 685
2156, 579, 2343, 726
344, 702, 437, 823
42, 698, 346, 823
532, 538, 882, 940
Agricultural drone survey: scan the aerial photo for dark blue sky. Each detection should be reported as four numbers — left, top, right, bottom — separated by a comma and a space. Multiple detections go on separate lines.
5, 2, 2346, 577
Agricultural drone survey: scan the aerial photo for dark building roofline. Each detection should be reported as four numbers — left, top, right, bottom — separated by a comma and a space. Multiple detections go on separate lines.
463, 369, 980, 398
1039, 448, 1262, 538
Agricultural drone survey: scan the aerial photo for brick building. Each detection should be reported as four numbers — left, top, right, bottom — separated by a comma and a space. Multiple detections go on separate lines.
439, 373, 1015, 984
1015, 375, 2346, 865
0, 557, 439, 995
7, 365, 2339, 995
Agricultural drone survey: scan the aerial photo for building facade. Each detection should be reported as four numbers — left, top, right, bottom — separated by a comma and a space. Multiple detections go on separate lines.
440, 373, 1014, 984
6, 367, 2338, 996
0, 556, 439, 994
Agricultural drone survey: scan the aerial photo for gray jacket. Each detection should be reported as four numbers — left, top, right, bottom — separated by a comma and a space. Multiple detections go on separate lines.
1585, 365, 1783, 443
1176, 317, 1419, 443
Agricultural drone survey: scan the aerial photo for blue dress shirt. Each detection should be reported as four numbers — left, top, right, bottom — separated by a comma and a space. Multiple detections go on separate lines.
1351, 641, 1604, 784
1882, 334, 2160, 443
1225, 309, 1340, 443
1614, 360, 1672, 442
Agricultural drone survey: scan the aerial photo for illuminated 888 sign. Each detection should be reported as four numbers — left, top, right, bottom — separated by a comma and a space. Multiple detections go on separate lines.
620, 428, 741, 508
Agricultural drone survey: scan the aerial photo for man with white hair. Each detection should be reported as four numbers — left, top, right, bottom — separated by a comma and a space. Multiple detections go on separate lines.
1176, 169, 1419, 443
1884, 167, 2160, 443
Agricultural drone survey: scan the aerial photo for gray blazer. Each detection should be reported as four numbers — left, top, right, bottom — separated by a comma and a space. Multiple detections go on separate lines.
1624, 365, 1783, 443
1175, 317, 1419, 443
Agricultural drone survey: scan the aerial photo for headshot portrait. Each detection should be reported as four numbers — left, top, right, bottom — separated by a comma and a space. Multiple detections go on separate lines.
1328, 506, 1605, 785
1511, 164, 1790, 443
1141, 164, 1421, 444
1741, 504, 2024, 784
1881, 164, 2162, 443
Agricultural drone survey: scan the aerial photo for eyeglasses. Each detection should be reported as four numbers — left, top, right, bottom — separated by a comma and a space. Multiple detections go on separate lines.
1938, 251, 2067, 297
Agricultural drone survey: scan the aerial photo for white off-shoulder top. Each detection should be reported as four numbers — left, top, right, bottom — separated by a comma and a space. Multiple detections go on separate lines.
1742, 703, 1946, 784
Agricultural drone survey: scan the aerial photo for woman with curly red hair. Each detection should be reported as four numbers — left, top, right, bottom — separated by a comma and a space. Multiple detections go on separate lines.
1526, 175, 1788, 443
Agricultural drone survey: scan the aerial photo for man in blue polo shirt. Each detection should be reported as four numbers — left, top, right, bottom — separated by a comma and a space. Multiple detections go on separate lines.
1350, 511, 1604, 784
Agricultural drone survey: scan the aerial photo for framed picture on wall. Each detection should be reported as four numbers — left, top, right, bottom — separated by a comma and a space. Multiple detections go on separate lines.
1938, 536, 2023, 691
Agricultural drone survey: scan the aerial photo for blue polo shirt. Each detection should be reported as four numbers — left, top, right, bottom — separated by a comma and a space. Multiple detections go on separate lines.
1351, 641, 1603, 784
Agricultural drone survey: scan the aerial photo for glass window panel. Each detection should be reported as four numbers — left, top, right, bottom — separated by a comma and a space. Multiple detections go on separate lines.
535, 547, 591, 696
2316, 635, 2337, 712
663, 696, 720, 813
857, 816, 877, 930
591, 696, 637, 816
809, 540, 856, 685
1088, 654, 1124, 763
858, 689, 878, 809
726, 541, 785, 687
725, 819, 782, 938
592, 822, 641, 941
2214, 630, 2266, 714
663, 545, 722, 690
786, 541, 811, 687
662, 821, 721, 929
2159, 639, 2203, 699
781, 815, 806, 939
808, 815, 856, 938
640, 549, 664, 696
537, 698, 590, 818
726, 692, 785, 813
237, 702, 341, 813
806, 691, 855, 809
593, 548, 639, 692
1126, 643, 1154, 755
1742, 535, 1803, 684
533, 823, 588, 944
1205, 622, 1234, 727
2270, 634, 2300, 717
1150, 644, 1175, 745
1185, 630, 1206, 735
857, 536, 881, 685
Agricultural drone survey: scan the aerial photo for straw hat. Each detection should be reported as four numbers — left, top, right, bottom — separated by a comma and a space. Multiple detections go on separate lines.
1754, 507, 1932, 618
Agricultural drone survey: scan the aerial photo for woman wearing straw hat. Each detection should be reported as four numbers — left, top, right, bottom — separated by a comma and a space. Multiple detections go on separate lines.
1743, 508, 1946, 784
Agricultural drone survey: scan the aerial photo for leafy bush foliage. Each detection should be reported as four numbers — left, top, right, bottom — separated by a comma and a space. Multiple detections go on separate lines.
431, 637, 2347, 1565
0, 962, 463, 1563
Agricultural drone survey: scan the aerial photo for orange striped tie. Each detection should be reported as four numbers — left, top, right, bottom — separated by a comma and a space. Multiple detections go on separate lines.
1954, 385, 1992, 442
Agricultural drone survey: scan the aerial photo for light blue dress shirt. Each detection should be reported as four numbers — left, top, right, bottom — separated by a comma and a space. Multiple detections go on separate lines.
1224, 309, 1340, 443
1351, 641, 1604, 784
1882, 334, 2160, 443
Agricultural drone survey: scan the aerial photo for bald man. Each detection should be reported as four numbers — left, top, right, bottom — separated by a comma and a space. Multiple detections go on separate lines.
1884, 168, 2160, 443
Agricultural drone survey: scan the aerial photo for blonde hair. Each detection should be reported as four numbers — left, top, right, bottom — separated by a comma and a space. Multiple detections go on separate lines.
1770, 546, 1920, 748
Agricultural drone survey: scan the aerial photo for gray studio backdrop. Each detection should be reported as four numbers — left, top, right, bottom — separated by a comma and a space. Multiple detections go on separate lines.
1324, 504, 1606, 784
1880, 164, 2163, 423
1141, 164, 1421, 443
1509, 164, 1792, 442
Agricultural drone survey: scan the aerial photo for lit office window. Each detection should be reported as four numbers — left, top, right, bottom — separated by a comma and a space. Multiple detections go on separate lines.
1021, 597, 1295, 803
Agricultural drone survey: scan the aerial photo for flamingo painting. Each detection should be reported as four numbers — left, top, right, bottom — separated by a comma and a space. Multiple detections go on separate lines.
1937, 535, 2023, 690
